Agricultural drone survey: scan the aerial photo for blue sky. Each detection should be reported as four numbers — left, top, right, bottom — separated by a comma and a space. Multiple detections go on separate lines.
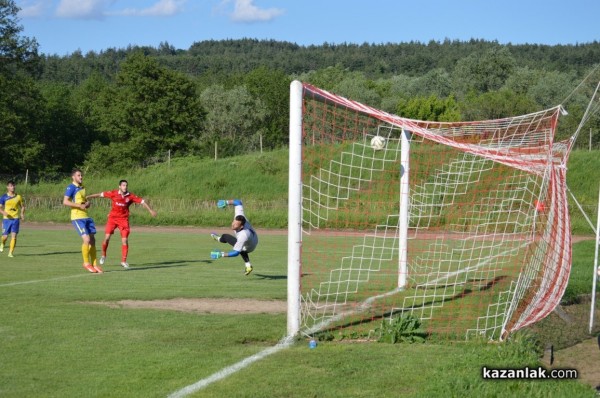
16, 0, 600, 56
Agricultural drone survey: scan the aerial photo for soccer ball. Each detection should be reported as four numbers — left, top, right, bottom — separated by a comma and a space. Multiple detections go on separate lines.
370, 136, 386, 151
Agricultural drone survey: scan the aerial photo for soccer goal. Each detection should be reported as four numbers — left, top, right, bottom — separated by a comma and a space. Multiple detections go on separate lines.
287, 80, 572, 341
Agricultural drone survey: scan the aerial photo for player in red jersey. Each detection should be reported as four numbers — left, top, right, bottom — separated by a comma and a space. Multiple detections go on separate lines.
88, 180, 157, 269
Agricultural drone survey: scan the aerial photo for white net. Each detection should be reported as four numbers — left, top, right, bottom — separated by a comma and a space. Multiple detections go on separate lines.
295, 83, 571, 340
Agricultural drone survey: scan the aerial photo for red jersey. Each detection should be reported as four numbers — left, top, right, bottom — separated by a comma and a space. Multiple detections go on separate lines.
100, 190, 144, 219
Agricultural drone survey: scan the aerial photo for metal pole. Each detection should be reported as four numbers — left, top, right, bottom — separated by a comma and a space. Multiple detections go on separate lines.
398, 129, 410, 288
287, 80, 303, 336
589, 185, 600, 334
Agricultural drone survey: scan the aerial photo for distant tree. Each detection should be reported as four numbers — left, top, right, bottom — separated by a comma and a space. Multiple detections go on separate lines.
396, 95, 461, 122
0, 0, 39, 76
84, 52, 204, 173
0, 0, 45, 174
460, 89, 538, 121
452, 47, 517, 97
243, 66, 291, 148
333, 72, 381, 108
199, 84, 267, 157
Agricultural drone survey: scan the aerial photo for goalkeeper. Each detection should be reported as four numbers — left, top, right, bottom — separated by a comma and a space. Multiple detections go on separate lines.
210, 199, 258, 276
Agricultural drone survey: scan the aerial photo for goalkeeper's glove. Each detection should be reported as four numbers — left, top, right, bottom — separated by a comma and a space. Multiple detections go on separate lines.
217, 199, 228, 209
211, 250, 225, 259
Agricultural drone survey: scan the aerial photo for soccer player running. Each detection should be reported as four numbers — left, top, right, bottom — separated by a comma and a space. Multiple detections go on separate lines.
210, 199, 258, 276
63, 168, 101, 273
87, 180, 157, 269
0, 180, 26, 257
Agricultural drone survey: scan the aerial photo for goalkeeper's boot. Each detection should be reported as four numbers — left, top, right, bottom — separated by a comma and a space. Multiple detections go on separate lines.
244, 265, 253, 276
83, 263, 97, 273
99, 256, 106, 265
210, 233, 221, 242
121, 262, 130, 269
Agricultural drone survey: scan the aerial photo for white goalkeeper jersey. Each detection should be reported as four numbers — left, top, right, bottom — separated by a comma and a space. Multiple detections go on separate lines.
233, 203, 258, 253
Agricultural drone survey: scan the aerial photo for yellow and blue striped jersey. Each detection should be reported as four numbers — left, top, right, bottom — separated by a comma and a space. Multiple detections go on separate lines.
64, 183, 88, 220
0, 194, 24, 219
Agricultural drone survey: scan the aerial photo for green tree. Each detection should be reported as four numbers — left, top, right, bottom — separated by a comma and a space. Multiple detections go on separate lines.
460, 89, 538, 121
396, 95, 461, 122
199, 84, 267, 157
452, 47, 517, 97
0, 0, 39, 76
243, 66, 291, 148
0, 0, 44, 175
84, 52, 205, 172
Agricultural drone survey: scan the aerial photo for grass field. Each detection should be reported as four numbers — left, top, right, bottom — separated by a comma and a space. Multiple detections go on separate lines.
0, 226, 597, 397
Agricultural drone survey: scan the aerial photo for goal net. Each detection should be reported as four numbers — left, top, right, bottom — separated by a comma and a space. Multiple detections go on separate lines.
287, 81, 572, 341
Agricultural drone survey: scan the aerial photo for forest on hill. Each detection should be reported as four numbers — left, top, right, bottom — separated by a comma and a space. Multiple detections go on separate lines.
2, 0, 600, 178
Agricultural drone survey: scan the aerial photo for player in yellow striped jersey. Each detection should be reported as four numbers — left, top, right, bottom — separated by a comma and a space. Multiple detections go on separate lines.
63, 169, 101, 273
0, 181, 26, 257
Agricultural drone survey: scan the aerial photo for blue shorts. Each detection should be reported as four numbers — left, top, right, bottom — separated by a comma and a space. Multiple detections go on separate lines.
2, 219, 20, 235
71, 218, 97, 237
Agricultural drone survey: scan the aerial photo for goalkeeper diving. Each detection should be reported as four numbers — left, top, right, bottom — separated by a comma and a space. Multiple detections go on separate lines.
210, 199, 259, 276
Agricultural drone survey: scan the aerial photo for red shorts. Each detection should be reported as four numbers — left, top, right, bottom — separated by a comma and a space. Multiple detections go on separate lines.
105, 217, 131, 238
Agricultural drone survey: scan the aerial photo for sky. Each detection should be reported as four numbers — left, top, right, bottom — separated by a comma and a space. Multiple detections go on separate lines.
15, 0, 600, 56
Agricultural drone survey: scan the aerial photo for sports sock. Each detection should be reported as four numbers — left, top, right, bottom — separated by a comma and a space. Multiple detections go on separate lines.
121, 244, 128, 262
82, 243, 90, 264
9, 238, 16, 253
89, 244, 97, 266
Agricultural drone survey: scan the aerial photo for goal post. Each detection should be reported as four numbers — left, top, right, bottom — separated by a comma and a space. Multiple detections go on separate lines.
287, 80, 572, 341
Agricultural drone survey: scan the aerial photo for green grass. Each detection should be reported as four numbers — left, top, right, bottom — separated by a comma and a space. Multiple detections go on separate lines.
0, 228, 596, 397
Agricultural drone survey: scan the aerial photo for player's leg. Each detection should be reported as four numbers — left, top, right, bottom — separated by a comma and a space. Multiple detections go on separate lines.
80, 233, 95, 272
72, 219, 95, 272
86, 219, 100, 272
119, 219, 131, 268
8, 232, 17, 257
220, 234, 237, 246
101, 219, 117, 263
241, 251, 253, 275
1, 219, 8, 252
7, 220, 20, 256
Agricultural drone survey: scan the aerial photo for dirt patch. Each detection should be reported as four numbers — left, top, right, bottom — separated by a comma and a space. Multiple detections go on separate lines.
531, 297, 600, 391
86, 298, 287, 314
545, 337, 600, 390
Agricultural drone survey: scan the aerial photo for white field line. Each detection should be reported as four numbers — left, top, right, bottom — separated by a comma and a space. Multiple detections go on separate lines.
0, 273, 90, 287
167, 336, 295, 398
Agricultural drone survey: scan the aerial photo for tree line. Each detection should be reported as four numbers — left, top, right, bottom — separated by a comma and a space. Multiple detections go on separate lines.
1, 0, 599, 178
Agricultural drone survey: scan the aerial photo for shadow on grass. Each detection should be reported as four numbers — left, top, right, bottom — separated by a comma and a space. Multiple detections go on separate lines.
253, 273, 287, 280
124, 259, 212, 271
18, 251, 80, 256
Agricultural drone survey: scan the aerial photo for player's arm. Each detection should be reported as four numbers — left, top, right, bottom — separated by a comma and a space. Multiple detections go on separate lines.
141, 201, 157, 217
63, 196, 89, 210
86, 192, 104, 199
216, 199, 242, 208
0, 204, 7, 218
211, 249, 240, 259
20, 197, 25, 220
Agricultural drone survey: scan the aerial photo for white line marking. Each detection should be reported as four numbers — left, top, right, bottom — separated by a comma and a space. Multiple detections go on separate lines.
0, 273, 90, 287
167, 336, 294, 398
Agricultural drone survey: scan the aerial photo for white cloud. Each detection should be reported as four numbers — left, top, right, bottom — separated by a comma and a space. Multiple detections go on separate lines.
55, 0, 114, 19
17, 0, 49, 17
115, 0, 186, 17
230, 0, 284, 22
